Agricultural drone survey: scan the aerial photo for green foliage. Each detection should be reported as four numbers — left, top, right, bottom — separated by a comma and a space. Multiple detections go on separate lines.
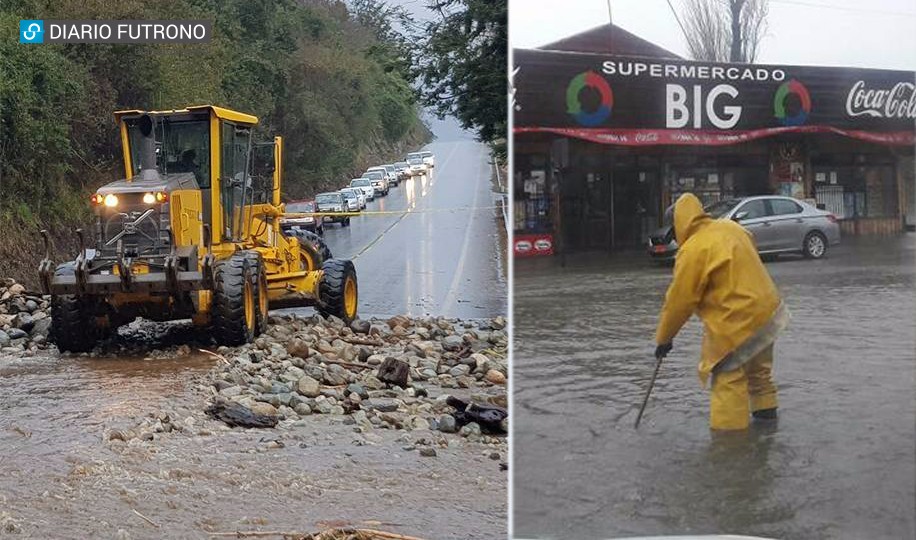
414, 0, 507, 146
0, 0, 428, 225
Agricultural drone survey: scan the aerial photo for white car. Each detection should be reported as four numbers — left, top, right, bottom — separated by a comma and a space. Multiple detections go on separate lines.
419, 150, 434, 168
407, 154, 427, 175
340, 187, 366, 209
339, 189, 360, 213
349, 178, 375, 201
381, 164, 401, 186
393, 161, 411, 180
364, 170, 390, 195
367, 166, 396, 188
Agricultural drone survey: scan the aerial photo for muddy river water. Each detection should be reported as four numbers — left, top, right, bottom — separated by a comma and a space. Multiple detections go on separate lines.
513, 235, 915, 539
0, 332, 505, 539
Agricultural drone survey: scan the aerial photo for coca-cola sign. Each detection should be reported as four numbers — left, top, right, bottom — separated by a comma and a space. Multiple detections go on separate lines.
514, 49, 916, 144
846, 81, 916, 119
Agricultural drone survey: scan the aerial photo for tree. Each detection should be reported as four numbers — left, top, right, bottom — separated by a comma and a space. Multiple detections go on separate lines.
680, 0, 768, 63
414, 0, 507, 145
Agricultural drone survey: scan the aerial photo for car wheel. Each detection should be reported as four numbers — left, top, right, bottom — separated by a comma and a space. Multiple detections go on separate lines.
803, 231, 827, 259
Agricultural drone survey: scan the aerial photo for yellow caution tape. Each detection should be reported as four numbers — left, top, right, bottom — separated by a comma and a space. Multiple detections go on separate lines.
282, 205, 501, 218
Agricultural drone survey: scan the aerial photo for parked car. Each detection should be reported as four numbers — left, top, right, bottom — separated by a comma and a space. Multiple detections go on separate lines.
349, 178, 375, 201
340, 187, 365, 209
280, 200, 323, 236
339, 189, 361, 212
364, 170, 390, 196
315, 191, 350, 226
381, 164, 401, 186
419, 150, 434, 168
367, 166, 397, 188
407, 154, 427, 175
393, 161, 411, 180
647, 195, 840, 261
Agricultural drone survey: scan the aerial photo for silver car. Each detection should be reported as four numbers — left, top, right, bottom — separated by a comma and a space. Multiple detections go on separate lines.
349, 178, 375, 201
708, 196, 841, 259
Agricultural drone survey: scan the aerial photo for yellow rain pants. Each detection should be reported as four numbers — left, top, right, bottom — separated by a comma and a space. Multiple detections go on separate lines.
710, 345, 779, 430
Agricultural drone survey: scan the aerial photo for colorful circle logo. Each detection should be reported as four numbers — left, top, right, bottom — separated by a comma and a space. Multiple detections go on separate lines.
773, 79, 811, 126
566, 71, 613, 126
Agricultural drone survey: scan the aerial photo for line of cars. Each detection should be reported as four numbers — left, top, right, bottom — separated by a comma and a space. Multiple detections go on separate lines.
279, 150, 434, 235
647, 195, 841, 263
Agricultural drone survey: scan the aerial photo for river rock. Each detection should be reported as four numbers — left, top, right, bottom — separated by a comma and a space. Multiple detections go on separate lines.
350, 318, 371, 334
297, 375, 321, 398
437, 414, 458, 433
12, 312, 34, 332
8, 328, 28, 340
0, 331, 9, 347
285, 338, 310, 359
442, 334, 464, 351
362, 398, 400, 413
419, 447, 437, 457
485, 369, 506, 385
387, 315, 410, 329
449, 364, 471, 377
347, 383, 369, 399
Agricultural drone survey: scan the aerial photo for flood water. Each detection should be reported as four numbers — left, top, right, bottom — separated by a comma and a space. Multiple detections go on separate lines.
513, 235, 916, 539
0, 326, 505, 539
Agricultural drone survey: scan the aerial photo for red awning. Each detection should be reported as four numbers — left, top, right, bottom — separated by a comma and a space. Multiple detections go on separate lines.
514, 125, 915, 147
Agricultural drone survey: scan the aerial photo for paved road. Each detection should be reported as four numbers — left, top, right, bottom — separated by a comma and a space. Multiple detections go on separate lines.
300, 138, 507, 319
513, 235, 915, 540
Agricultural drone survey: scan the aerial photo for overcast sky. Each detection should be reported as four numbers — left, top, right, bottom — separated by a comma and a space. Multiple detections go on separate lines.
509, 0, 916, 71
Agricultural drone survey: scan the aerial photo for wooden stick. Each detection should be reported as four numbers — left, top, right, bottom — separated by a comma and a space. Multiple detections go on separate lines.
208, 528, 424, 539
132, 508, 160, 528
340, 336, 385, 347
321, 358, 375, 370
199, 348, 229, 364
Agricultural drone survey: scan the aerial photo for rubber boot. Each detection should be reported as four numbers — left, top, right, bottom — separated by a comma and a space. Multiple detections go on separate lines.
752, 407, 778, 420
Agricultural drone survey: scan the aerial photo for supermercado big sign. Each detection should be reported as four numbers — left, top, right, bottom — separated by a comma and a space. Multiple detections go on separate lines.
513, 49, 916, 146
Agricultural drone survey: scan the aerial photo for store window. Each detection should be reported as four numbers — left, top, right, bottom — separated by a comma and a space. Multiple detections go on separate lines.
812, 158, 897, 219
514, 153, 553, 233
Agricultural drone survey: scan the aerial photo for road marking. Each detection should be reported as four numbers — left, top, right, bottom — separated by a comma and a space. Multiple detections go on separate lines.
348, 142, 461, 261
440, 144, 488, 315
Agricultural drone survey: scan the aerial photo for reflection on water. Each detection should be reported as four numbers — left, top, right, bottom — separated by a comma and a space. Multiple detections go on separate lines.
513, 236, 916, 539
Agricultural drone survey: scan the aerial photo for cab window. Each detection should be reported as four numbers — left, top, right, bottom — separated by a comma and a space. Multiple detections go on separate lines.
126, 116, 210, 186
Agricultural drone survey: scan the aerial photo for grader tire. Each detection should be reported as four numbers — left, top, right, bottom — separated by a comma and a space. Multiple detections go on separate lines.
298, 230, 333, 261
318, 259, 358, 323
241, 251, 269, 335
211, 253, 257, 346
289, 229, 332, 271
50, 263, 102, 353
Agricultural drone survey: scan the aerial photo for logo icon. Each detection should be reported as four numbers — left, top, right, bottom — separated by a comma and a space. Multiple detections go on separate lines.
566, 71, 613, 127
19, 20, 44, 43
774, 79, 811, 126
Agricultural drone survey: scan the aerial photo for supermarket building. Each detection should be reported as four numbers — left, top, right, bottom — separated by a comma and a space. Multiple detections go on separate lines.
512, 25, 916, 256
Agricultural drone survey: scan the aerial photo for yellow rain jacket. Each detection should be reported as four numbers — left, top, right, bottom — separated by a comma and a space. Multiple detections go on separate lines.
656, 194, 781, 385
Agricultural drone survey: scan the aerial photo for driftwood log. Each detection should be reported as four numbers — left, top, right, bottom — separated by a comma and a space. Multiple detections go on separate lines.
377, 357, 410, 387
445, 396, 507, 434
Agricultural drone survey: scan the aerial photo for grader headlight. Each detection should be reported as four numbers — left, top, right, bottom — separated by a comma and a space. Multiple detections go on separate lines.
103, 194, 119, 208
142, 191, 168, 205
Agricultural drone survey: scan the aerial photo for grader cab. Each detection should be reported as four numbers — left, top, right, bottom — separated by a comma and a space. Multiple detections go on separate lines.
38, 105, 358, 352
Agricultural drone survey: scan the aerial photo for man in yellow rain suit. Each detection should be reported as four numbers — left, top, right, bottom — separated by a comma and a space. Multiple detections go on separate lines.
655, 193, 788, 430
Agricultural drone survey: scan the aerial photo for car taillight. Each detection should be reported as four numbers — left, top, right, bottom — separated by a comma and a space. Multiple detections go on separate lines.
827, 214, 837, 223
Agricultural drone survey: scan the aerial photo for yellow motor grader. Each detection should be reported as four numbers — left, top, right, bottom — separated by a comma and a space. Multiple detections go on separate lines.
38, 105, 357, 352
